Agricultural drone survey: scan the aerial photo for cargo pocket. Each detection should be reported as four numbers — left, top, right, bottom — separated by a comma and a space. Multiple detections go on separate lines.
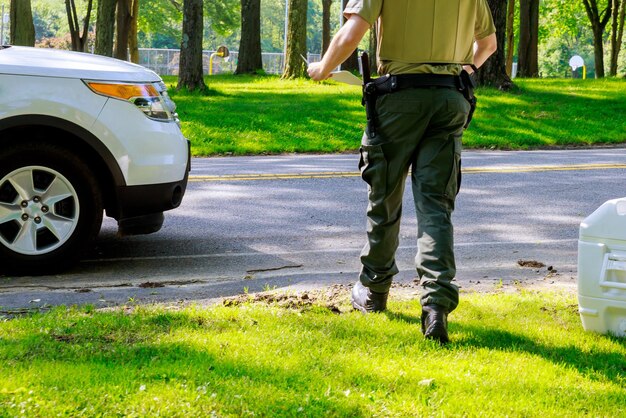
444, 134, 463, 201
359, 144, 387, 202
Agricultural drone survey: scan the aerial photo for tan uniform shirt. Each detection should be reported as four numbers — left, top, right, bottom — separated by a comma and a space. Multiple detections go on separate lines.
344, 0, 496, 75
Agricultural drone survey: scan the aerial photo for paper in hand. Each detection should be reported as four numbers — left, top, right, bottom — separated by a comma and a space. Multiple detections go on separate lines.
329, 70, 362, 86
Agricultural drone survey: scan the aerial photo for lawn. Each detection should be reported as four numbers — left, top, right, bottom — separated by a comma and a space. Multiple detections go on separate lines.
165, 75, 626, 156
1, 290, 625, 416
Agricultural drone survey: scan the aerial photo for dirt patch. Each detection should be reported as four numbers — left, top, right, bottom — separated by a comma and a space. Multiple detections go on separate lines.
222, 284, 350, 313
517, 260, 546, 268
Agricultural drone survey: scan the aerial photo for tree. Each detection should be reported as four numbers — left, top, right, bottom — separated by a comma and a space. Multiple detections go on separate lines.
609, 0, 625, 76
10, 0, 35, 46
582, 0, 612, 78
518, 0, 539, 77
178, 0, 207, 91
368, 23, 377, 74
236, 0, 263, 74
65, 0, 93, 52
340, 0, 358, 71
321, 0, 332, 55
475, 0, 513, 90
115, 0, 132, 60
505, 0, 515, 76
129, 0, 140, 63
282, 0, 307, 78
95, 0, 117, 57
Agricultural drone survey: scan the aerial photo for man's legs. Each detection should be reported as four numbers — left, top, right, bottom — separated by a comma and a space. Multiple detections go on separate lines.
355, 90, 430, 310
412, 88, 469, 342
412, 89, 467, 312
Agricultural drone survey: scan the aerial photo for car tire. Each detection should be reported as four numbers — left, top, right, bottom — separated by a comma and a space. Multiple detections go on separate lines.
0, 142, 103, 275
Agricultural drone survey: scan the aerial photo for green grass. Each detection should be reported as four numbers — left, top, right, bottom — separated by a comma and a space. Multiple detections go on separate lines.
1, 290, 625, 416
165, 75, 626, 156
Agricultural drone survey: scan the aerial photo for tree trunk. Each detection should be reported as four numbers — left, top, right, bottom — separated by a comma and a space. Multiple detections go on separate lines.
475, 0, 514, 90
322, 0, 332, 56
9, 0, 35, 46
582, 0, 613, 78
65, 0, 93, 52
340, 0, 359, 71
282, 0, 307, 79
129, 0, 140, 63
115, 0, 132, 60
368, 23, 377, 74
609, 0, 625, 76
518, 0, 539, 77
236, 0, 263, 74
178, 0, 207, 92
95, 0, 117, 57
505, 0, 515, 76
593, 27, 606, 77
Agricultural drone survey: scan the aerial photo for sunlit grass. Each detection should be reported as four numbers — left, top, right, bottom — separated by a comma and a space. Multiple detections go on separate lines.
165, 75, 626, 156
1, 290, 625, 416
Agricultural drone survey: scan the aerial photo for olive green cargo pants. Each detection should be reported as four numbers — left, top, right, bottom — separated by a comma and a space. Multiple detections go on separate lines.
358, 86, 470, 312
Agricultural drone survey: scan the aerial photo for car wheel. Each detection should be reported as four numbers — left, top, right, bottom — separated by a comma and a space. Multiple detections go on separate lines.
0, 143, 103, 275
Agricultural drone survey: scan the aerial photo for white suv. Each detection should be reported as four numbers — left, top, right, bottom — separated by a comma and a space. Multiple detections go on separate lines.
0, 46, 190, 275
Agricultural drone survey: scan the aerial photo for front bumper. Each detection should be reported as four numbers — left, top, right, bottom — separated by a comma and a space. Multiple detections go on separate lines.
110, 140, 190, 220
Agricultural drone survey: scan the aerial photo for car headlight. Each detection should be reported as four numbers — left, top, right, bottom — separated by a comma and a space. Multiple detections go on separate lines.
84, 81, 174, 122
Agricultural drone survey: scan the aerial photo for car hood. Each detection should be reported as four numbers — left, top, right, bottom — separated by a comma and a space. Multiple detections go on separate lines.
0, 46, 161, 82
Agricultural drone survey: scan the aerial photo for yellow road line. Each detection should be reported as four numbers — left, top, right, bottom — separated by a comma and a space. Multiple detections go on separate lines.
463, 163, 626, 173
189, 163, 626, 182
189, 172, 359, 182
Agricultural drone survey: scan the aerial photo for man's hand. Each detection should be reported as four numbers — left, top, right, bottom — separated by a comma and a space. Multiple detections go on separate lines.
307, 62, 331, 81
307, 14, 370, 82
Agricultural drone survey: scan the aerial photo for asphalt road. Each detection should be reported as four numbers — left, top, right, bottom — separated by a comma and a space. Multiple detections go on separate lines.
2, 148, 626, 312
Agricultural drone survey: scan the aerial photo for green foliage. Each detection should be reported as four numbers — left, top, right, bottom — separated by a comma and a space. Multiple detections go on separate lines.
165, 75, 626, 156
538, 0, 595, 78
0, 291, 625, 416
260, 0, 286, 52
138, 0, 182, 49
32, 9, 61, 41
205, 0, 239, 36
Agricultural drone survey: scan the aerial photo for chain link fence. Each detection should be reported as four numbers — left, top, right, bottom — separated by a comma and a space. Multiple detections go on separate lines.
138, 48, 321, 76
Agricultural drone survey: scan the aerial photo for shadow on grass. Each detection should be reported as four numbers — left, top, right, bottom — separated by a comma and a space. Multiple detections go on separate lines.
0, 316, 370, 416
385, 309, 626, 385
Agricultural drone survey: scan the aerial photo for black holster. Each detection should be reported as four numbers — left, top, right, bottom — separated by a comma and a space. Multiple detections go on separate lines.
458, 70, 477, 129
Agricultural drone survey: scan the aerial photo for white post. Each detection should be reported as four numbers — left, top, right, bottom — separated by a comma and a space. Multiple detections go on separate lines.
0, 4, 5, 46
283, 0, 289, 71
337, 0, 343, 71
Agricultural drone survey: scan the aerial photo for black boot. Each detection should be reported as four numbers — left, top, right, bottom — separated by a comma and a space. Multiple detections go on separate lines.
351, 281, 388, 313
421, 304, 449, 344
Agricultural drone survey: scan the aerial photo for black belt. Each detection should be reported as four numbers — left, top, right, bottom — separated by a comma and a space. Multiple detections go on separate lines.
362, 72, 477, 137
365, 74, 462, 96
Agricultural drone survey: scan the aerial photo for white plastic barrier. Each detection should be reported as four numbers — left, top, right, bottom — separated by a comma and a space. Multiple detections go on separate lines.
578, 198, 626, 337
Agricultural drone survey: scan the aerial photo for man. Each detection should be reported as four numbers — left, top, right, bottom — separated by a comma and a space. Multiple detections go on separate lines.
308, 0, 497, 344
